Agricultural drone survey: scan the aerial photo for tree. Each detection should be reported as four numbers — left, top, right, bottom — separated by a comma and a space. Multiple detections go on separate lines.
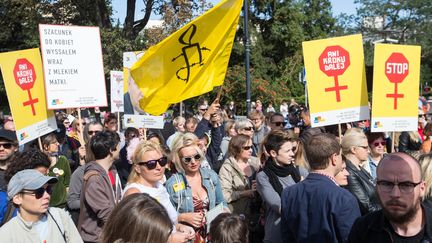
123, 0, 211, 40
339, 0, 432, 88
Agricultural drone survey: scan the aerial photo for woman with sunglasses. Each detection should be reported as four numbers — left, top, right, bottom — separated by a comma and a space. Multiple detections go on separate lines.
41, 133, 71, 209
365, 132, 387, 179
219, 134, 260, 219
235, 119, 258, 156
123, 140, 194, 243
166, 133, 227, 243
256, 130, 308, 243
341, 128, 380, 215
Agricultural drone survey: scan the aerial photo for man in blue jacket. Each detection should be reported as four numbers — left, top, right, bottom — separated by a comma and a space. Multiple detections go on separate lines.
281, 133, 361, 243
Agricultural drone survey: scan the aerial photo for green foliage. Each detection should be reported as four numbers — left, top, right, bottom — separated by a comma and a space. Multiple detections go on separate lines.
0, 0, 338, 115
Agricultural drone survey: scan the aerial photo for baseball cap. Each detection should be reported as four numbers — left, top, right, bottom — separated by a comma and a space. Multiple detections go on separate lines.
0, 129, 17, 142
7, 169, 58, 200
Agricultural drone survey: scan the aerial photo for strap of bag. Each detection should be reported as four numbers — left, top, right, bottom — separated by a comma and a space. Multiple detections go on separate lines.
1, 201, 16, 226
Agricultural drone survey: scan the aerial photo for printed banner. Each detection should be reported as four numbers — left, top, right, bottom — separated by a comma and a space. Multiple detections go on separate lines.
371, 44, 421, 132
39, 24, 107, 109
0, 48, 57, 145
110, 71, 124, 113
123, 114, 164, 129
123, 51, 145, 114
302, 34, 369, 127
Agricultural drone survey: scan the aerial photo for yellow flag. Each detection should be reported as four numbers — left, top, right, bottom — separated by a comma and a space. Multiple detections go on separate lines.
131, 0, 243, 115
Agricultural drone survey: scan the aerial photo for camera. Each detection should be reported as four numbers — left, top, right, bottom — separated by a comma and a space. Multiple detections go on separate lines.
288, 105, 305, 128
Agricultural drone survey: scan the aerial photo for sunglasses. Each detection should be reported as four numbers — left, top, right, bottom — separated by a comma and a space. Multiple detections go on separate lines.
243, 127, 254, 131
373, 141, 386, 147
137, 157, 168, 170
242, 146, 252, 150
272, 121, 287, 127
21, 185, 53, 199
88, 130, 101, 135
199, 108, 208, 111
0, 143, 13, 149
181, 154, 201, 164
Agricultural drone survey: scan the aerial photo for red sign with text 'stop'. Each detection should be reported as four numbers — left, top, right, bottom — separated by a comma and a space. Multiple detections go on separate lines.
385, 52, 408, 110
319, 45, 351, 77
385, 52, 409, 83
14, 58, 36, 90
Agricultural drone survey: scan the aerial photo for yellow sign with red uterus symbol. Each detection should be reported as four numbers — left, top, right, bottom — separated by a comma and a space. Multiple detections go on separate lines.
302, 34, 369, 127
371, 44, 421, 132
384, 53, 409, 110
13, 58, 39, 115
318, 46, 350, 102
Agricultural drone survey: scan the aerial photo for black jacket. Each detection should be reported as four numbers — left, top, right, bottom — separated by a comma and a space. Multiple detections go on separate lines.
398, 131, 422, 153
348, 204, 432, 243
194, 118, 224, 173
345, 159, 381, 215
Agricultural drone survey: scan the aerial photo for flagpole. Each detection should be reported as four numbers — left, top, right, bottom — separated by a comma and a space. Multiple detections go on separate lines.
243, 0, 251, 114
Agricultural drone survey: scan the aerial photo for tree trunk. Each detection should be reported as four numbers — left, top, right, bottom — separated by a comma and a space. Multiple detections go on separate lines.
124, 0, 136, 39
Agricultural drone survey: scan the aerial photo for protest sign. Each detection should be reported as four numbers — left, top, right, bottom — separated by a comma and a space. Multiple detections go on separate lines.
302, 34, 369, 127
123, 114, 164, 129
39, 24, 107, 109
110, 71, 124, 113
371, 44, 421, 132
123, 51, 145, 114
0, 48, 57, 145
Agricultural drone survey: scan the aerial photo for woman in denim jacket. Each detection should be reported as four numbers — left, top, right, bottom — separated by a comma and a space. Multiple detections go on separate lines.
166, 133, 227, 243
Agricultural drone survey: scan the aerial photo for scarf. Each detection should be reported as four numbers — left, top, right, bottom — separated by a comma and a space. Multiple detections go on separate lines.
263, 159, 301, 196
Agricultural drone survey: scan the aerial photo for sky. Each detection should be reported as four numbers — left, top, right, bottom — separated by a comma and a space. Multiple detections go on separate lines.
111, 0, 357, 25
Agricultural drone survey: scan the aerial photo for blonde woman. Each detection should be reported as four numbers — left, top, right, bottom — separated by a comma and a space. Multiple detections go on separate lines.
341, 128, 380, 215
420, 154, 432, 208
165, 133, 227, 242
122, 140, 194, 243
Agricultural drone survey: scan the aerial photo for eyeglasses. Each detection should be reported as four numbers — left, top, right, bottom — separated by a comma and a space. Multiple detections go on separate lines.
137, 157, 168, 170
377, 180, 422, 193
0, 143, 13, 149
21, 185, 53, 199
243, 127, 254, 131
419, 115, 426, 118
373, 141, 386, 147
181, 154, 201, 164
88, 130, 101, 135
272, 121, 287, 127
242, 145, 252, 150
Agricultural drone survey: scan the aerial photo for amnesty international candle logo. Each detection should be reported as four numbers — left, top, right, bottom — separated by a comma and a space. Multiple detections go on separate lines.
171, 24, 211, 83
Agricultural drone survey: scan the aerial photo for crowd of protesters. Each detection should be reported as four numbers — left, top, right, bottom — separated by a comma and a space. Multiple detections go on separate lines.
0, 96, 431, 243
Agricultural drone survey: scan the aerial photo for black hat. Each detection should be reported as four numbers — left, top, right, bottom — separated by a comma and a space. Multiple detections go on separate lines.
0, 129, 17, 142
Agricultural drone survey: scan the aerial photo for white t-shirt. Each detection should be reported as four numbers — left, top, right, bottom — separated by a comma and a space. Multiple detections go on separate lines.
123, 182, 178, 225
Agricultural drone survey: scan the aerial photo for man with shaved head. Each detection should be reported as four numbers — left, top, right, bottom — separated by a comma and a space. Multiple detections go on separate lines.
348, 152, 432, 242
